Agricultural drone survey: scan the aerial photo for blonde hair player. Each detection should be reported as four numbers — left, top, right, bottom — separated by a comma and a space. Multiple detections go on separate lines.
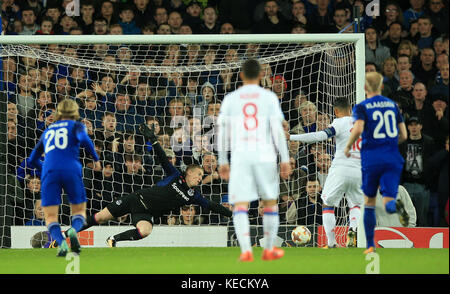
29, 99, 100, 257
344, 72, 408, 254
217, 59, 291, 262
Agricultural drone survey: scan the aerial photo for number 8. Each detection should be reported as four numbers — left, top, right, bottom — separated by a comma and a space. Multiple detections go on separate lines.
243, 103, 258, 131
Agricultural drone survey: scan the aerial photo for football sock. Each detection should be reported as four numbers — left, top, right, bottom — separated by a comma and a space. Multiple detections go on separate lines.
364, 206, 376, 248
47, 222, 65, 246
233, 207, 252, 253
113, 228, 143, 242
262, 206, 279, 250
322, 207, 336, 246
385, 199, 397, 214
71, 214, 86, 233
349, 206, 361, 231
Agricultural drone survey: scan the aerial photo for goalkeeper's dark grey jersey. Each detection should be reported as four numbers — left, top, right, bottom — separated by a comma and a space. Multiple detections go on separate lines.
135, 141, 231, 218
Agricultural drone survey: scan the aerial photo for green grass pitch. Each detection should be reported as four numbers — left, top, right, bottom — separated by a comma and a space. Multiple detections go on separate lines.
0, 247, 448, 274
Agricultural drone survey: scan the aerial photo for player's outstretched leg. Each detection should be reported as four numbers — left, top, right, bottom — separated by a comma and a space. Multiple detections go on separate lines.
322, 206, 337, 248
105, 220, 152, 247
233, 204, 253, 262
347, 206, 361, 247
363, 203, 376, 254
261, 202, 284, 261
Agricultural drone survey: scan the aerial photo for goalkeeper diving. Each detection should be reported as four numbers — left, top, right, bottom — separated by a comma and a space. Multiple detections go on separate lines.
63, 123, 232, 247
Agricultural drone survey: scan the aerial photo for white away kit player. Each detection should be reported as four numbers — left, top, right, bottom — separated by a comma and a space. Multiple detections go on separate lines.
217, 59, 291, 262
288, 97, 363, 248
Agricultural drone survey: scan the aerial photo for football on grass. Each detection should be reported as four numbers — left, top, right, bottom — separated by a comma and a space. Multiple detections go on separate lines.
291, 226, 311, 245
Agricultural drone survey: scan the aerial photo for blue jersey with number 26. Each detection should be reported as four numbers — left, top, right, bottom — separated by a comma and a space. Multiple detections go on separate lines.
352, 95, 405, 167
29, 120, 99, 175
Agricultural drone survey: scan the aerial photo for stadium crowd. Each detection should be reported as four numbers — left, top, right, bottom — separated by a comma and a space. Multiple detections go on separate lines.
1, 0, 449, 229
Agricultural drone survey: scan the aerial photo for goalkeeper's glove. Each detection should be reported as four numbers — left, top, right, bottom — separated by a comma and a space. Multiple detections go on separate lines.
139, 123, 158, 144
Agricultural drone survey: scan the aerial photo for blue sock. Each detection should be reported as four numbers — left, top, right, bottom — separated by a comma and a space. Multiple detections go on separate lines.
385, 200, 397, 214
47, 222, 65, 246
71, 215, 86, 233
364, 206, 376, 248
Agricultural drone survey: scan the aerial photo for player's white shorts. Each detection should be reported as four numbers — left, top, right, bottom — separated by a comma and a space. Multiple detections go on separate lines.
228, 161, 279, 204
321, 166, 364, 208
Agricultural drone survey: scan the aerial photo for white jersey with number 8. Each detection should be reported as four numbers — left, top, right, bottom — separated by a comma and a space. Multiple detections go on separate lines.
217, 84, 289, 165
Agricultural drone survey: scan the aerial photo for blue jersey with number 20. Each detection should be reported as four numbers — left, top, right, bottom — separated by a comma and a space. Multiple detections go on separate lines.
352, 95, 405, 167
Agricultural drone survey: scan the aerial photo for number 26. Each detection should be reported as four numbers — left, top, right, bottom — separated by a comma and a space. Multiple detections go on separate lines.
45, 128, 68, 153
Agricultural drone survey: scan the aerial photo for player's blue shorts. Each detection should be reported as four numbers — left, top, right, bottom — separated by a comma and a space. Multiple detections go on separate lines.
361, 162, 403, 198
41, 170, 87, 207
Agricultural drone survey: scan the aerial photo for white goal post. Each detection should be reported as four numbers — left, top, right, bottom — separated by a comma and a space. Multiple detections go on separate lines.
0, 33, 365, 249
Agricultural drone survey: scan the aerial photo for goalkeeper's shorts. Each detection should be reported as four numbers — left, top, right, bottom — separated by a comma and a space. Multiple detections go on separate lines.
106, 192, 154, 226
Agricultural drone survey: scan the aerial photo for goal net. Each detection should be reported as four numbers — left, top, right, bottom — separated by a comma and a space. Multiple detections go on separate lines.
0, 34, 364, 248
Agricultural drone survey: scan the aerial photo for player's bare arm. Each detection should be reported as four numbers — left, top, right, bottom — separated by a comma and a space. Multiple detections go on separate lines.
345, 119, 364, 157
397, 122, 407, 144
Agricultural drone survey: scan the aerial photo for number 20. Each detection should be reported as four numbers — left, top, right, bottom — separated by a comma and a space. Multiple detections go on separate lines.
45, 128, 68, 153
372, 110, 398, 139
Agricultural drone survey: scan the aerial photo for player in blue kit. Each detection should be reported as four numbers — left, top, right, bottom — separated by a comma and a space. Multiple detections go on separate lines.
29, 99, 100, 257
344, 72, 409, 254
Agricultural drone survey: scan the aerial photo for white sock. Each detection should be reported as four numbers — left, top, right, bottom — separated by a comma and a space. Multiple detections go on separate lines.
233, 207, 252, 253
349, 206, 361, 231
262, 206, 279, 250
322, 207, 336, 246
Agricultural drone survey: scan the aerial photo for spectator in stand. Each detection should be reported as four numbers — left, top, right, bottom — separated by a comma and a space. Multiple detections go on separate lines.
93, 17, 109, 35
375, 1, 405, 41
405, 82, 434, 127
297, 177, 323, 226
403, 0, 426, 31
365, 26, 391, 69
153, 6, 168, 26
120, 154, 153, 193
184, 1, 202, 30
329, 6, 351, 33
22, 176, 43, 225
56, 14, 77, 35
429, 61, 449, 96
200, 152, 227, 203
428, 93, 449, 149
393, 70, 415, 108
292, 101, 317, 135
428, 135, 449, 226
307, 0, 334, 33
75, 1, 95, 34
156, 22, 171, 34
399, 116, 436, 227
271, 74, 292, 124
425, 0, 448, 36
196, 5, 220, 34
167, 205, 204, 225
6, 120, 26, 175
252, 0, 290, 34
381, 21, 404, 58
167, 11, 183, 34
19, 6, 39, 35
220, 22, 235, 34
25, 199, 46, 226
35, 17, 54, 35
414, 15, 439, 50
433, 37, 446, 56
412, 47, 437, 87
290, 0, 308, 28
118, 4, 142, 35
133, 0, 153, 29
14, 73, 35, 117
95, 112, 123, 155
100, 0, 118, 26
107, 92, 144, 133
279, 157, 306, 225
